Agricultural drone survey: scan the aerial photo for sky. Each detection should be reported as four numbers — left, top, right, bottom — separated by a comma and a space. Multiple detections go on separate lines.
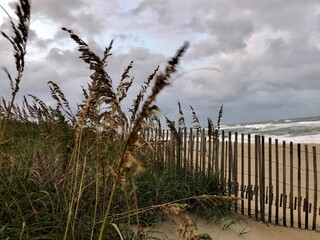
0, 0, 320, 126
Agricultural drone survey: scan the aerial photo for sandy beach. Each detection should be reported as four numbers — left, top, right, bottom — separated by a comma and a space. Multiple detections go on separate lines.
147, 213, 320, 240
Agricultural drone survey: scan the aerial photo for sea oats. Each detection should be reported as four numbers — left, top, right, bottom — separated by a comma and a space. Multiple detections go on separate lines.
0, 0, 30, 141
190, 105, 200, 129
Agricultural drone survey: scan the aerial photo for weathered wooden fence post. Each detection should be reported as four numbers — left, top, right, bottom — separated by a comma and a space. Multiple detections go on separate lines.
268, 137, 273, 223
283, 141, 287, 227
312, 146, 318, 230
290, 142, 294, 227
260, 136, 265, 222
298, 143, 302, 228
228, 132, 233, 209
220, 130, 225, 187
201, 128, 206, 178
183, 127, 187, 173
275, 139, 280, 225
305, 144, 309, 229
188, 128, 194, 172
248, 134, 252, 217
254, 135, 259, 220
241, 133, 245, 215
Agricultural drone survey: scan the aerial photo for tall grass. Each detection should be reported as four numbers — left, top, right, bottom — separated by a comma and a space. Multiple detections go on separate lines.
0, 0, 30, 141
0, 1, 235, 239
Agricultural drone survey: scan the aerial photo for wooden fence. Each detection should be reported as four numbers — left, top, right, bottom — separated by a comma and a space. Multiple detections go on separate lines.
141, 127, 320, 231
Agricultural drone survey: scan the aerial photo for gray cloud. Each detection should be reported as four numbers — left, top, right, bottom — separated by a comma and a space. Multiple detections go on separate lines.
132, 0, 172, 25
1, 0, 319, 125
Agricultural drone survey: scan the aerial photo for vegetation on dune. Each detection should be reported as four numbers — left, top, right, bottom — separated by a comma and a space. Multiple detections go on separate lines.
0, 1, 234, 239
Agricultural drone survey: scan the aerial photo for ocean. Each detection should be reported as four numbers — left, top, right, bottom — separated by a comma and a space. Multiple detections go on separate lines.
221, 116, 320, 144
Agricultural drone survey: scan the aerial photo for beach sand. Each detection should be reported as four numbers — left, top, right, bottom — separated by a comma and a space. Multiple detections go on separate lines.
146, 213, 320, 240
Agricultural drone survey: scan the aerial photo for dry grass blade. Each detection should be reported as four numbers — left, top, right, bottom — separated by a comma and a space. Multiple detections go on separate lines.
125, 42, 188, 157
156, 116, 162, 132
27, 94, 49, 115
217, 104, 223, 130
0, 0, 31, 141
81, 86, 89, 99
62, 27, 127, 132
160, 203, 199, 240
207, 118, 214, 137
47, 80, 75, 123
194, 194, 238, 207
102, 40, 114, 63
23, 95, 35, 119
0, 102, 5, 117
119, 150, 145, 179
21, 103, 29, 120
1, 97, 9, 115
11, 103, 23, 120
166, 117, 182, 145
2, 67, 14, 92
27, 94, 53, 121
129, 66, 159, 129
117, 61, 134, 102
190, 105, 200, 129
1, 0, 30, 74
178, 101, 185, 128
155, 116, 162, 139
99, 43, 188, 239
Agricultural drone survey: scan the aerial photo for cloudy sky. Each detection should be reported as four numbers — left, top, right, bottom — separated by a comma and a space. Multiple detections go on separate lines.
1, 0, 320, 125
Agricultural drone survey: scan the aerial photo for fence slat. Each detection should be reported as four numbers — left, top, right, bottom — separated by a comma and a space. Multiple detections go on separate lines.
177, 127, 181, 170
290, 142, 294, 228
283, 141, 287, 227
241, 133, 245, 215
268, 137, 272, 223
208, 129, 212, 177
165, 129, 169, 165
248, 134, 252, 217
195, 128, 200, 173
188, 128, 193, 172
234, 132, 238, 212
202, 129, 206, 177
255, 135, 259, 220
298, 144, 301, 228
183, 127, 187, 172
220, 130, 225, 186
228, 132, 232, 205
305, 145, 309, 229
260, 136, 265, 222
275, 139, 279, 225
312, 146, 318, 230
215, 138, 219, 177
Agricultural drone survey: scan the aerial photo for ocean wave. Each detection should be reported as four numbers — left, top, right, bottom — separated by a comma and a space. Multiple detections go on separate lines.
221, 116, 320, 143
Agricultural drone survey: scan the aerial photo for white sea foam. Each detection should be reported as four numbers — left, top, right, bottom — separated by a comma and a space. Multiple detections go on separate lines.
219, 133, 320, 144
221, 116, 320, 144
265, 134, 320, 144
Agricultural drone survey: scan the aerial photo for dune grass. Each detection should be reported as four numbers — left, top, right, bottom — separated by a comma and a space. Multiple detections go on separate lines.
0, 1, 235, 239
